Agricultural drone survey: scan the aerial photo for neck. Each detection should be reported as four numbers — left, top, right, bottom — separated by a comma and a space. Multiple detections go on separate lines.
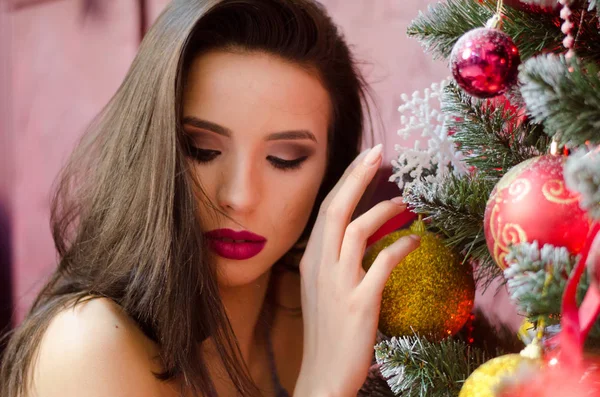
218, 269, 273, 363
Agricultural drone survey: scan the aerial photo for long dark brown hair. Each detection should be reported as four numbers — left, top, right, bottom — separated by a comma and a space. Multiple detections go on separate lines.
0, 1, 374, 395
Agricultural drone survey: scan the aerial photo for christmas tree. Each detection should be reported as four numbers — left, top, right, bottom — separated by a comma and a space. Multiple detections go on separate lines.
367, 0, 600, 395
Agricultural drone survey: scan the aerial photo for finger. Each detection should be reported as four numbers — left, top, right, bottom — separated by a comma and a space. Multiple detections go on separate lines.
302, 147, 371, 278
318, 147, 372, 212
588, 232, 600, 282
322, 144, 383, 261
338, 197, 407, 271
357, 234, 420, 300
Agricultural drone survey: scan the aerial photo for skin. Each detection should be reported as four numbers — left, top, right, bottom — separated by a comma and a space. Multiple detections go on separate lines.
183, 50, 330, 395
30, 51, 420, 397
588, 231, 600, 295
183, 50, 331, 289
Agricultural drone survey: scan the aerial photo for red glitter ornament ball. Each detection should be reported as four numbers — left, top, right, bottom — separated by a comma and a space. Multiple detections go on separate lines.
484, 155, 591, 269
450, 27, 521, 98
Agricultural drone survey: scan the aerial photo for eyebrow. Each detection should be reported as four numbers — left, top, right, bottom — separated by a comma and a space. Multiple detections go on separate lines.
182, 116, 317, 143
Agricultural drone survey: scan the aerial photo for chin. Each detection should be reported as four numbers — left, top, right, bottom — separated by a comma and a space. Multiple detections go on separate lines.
215, 258, 274, 288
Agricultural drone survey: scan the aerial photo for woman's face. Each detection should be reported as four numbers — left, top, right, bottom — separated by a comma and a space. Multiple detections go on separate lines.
183, 50, 330, 287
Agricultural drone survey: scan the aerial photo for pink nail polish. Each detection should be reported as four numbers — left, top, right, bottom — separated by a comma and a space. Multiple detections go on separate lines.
409, 234, 421, 242
390, 196, 404, 205
363, 144, 383, 166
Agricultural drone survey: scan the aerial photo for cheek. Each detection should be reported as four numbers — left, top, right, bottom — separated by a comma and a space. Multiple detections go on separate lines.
186, 163, 220, 222
270, 170, 324, 238
286, 188, 318, 225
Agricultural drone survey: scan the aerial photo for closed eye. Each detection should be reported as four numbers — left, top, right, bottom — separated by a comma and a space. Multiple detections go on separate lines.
185, 145, 308, 171
267, 156, 309, 171
187, 147, 220, 163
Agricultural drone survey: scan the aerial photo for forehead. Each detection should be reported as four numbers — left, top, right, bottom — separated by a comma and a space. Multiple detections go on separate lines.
183, 50, 331, 141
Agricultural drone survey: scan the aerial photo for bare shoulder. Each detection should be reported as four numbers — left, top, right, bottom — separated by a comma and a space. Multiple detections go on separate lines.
30, 297, 176, 397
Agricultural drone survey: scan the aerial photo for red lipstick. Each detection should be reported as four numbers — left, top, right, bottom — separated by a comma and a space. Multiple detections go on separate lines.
204, 229, 267, 260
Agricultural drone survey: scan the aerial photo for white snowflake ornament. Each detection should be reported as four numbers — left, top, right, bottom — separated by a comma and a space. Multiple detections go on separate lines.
389, 80, 468, 191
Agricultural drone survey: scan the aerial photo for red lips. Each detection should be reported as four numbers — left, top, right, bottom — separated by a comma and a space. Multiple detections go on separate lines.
204, 228, 267, 260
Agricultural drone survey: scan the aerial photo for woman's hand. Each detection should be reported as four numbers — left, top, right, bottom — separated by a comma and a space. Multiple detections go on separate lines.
588, 229, 600, 286
294, 144, 421, 397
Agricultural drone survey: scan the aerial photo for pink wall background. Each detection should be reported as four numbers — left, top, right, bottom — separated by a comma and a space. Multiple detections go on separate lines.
1, 0, 15, 335
2, 0, 519, 329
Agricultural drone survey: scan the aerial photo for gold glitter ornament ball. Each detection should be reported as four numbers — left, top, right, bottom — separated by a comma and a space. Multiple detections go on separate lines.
459, 353, 542, 397
362, 221, 475, 341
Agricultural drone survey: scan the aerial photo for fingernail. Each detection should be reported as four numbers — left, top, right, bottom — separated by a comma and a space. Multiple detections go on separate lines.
408, 234, 421, 242
363, 144, 383, 166
390, 196, 404, 205
359, 147, 371, 157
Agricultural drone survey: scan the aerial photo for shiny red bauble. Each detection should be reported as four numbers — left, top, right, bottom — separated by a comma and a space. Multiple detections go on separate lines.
503, 0, 560, 11
450, 27, 521, 98
484, 155, 591, 269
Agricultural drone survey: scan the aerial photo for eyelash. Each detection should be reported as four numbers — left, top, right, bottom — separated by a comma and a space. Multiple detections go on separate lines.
266, 155, 309, 171
186, 147, 309, 171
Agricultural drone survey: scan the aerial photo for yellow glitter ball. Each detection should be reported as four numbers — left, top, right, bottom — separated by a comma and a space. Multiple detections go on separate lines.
363, 221, 475, 341
459, 354, 542, 397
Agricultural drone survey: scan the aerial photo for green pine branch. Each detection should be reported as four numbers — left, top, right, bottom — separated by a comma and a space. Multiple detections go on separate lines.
375, 335, 490, 397
407, 0, 495, 60
442, 82, 550, 178
403, 173, 501, 286
408, 0, 600, 62
565, 150, 600, 220
505, 242, 600, 343
407, 0, 563, 61
504, 242, 582, 323
520, 54, 600, 146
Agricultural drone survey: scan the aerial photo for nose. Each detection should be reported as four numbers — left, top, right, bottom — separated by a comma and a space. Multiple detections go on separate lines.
216, 158, 260, 214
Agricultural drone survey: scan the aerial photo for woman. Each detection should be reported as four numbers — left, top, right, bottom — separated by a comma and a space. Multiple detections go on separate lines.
0, 1, 420, 396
